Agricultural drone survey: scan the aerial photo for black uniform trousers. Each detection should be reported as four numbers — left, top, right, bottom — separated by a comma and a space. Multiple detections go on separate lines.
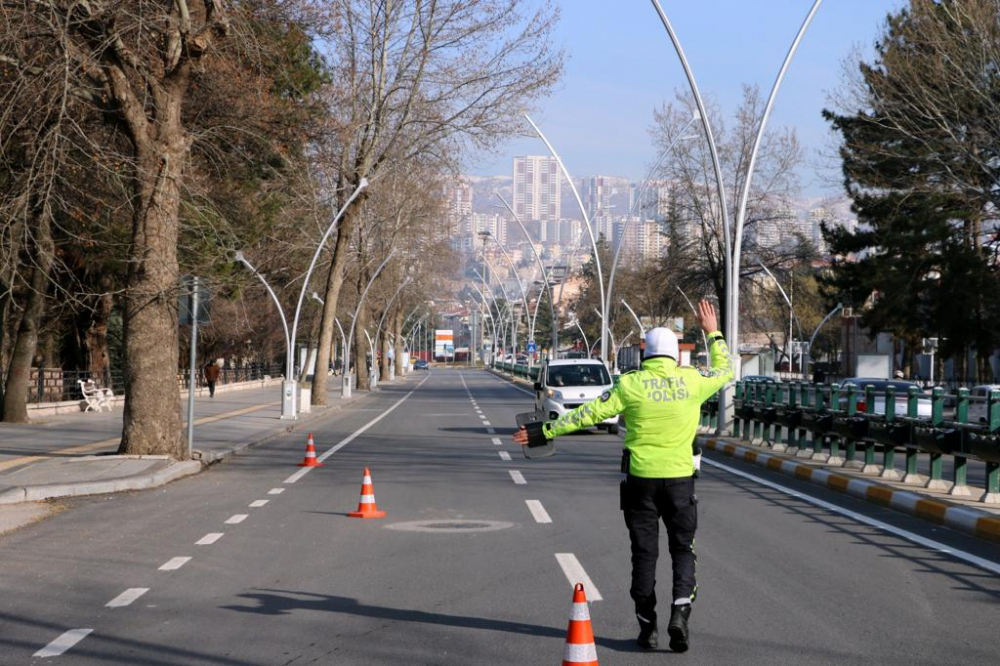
622, 474, 697, 623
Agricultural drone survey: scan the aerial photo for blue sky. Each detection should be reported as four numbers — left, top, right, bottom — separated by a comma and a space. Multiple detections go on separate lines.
470, 0, 908, 197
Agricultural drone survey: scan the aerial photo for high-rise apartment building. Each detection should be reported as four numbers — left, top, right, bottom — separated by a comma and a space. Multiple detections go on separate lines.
443, 178, 473, 239
513, 156, 561, 223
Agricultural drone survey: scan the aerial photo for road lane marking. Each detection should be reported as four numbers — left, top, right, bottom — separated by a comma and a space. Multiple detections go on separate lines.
498, 451, 511, 461
249, 500, 269, 508
34, 629, 93, 658
483, 371, 536, 397
158, 557, 191, 571
268, 488, 284, 495
283, 373, 434, 485
704, 458, 1000, 575
225, 514, 248, 524
526, 500, 552, 524
491, 437, 502, 446
487, 427, 496, 434
106, 588, 149, 608
509, 470, 526, 484
555, 553, 603, 601
482, 420, 491, 426
196, 533, 223, 545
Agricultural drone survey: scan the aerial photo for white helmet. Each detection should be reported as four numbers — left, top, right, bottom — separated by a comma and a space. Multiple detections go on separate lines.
644, 327, 679, 360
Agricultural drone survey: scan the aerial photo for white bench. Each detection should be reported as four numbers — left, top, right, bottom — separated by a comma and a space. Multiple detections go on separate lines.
78, 380, 113, 412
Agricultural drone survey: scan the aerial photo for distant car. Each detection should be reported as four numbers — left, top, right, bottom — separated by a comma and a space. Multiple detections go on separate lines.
838, 378, 931, 417
533, 358, 620, 435
968, 385, 1000, 423
742, 375, 780, 384
414, 359, 429, 370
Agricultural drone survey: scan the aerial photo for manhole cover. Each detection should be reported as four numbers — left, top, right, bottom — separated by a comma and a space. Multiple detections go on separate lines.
385, 519, 514, 533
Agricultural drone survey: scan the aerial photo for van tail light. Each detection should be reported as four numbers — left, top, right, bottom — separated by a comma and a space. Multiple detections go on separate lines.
855, 400, 867, 413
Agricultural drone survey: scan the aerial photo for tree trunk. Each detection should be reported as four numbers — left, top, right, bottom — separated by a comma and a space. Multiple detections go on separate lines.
85, 287, 113, 380
355, 306, 371, 391
379, 314, 391, 379
118, 143, 187, 459
393, 307, 404, 376
312, 195, 365, 406
1, 211, 54, 423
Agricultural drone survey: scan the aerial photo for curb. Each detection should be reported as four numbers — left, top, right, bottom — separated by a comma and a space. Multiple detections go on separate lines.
0, 460, 202, 505
698, 436, 1000, 545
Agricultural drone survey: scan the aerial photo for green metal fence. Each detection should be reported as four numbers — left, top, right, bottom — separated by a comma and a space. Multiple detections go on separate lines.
711, 381, 1000, 502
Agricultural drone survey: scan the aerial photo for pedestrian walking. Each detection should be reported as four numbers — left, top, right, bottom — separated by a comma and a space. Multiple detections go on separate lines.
514, 299, 733, 653
203, 360, 221, 398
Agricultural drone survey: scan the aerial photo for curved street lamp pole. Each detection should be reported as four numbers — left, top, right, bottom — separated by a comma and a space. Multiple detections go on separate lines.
479, 254, 519, 360
524, 113, 608, 364
469, 282, 501, 364
620, 298, 645, 337
480, 231, 534, 354
757, 260, 804, 370
373, 277, 412, 378
495, 191, 560, 356
649, 0, 823, 430
573, 320, 591, 358
234, 252, 291, 370
674, 286, 710, 358
471, 270, 510, 362
807, 303, 843, 379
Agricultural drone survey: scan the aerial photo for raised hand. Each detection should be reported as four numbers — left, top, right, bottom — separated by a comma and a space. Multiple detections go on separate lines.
697, 299, 718, 334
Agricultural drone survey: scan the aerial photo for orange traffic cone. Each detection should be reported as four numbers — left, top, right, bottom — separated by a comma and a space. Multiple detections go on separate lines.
297, 434, 324, 467
562, 583, 598, 666
348, 467, 386, 518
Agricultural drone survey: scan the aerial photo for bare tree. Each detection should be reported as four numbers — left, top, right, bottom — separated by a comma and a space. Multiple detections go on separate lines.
309, 0, 563, 404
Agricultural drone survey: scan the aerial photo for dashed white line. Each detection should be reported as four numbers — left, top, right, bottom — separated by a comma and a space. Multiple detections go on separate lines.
158, 557, 191, 571
249, 500, 269, 508
482, 420, 491, 426
487, 427, 496, 434
268, 488, 284, 495
525, 500, 553, 524
225, 514, 248, 525
509, 470, 526, 485
555, 553, 603, 601
34, 629, 93, 658
106, 588, 149, 608
498, 451, 512, 461
491, 437, 502, 446
196, 533, 224, 545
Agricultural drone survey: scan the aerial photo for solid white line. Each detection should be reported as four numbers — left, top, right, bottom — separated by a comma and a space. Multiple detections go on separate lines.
703, 457, 1000, 575
483, 370, 536, 397
196, 533, 223, 545
487, 427, 496, 435
106, 588, 149, 608
491, 437, 502, 446
34, 629, 93, 658
268, 488, 284, 495
555, 553, 603, 601
509, 470, 526, 485
498, 451, 511, 461
225, 514, 248, 525
526, 500, 552, 524
158, 557, 191, 571
282, 373, 434, 487
249, 500, 269, 508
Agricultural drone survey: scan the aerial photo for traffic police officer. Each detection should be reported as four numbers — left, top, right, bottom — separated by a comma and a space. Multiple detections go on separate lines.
514, 299, 732, 652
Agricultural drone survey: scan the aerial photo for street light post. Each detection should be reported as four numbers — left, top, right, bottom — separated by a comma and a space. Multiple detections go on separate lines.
524, 114, 608, 364
758, 261, 803, 374
480, 231, 533, 364
343, 251, 395, 398
807, 303, 843, 379
674, 287, 710, 359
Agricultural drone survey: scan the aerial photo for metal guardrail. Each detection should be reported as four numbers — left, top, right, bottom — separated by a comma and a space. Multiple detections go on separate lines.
709, 381, 1000, 503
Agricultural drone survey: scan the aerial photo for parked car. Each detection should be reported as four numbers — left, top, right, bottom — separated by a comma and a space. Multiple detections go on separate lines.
837, 378, 932, 417
742, 375, 781, 385
533, 359, 620, 434
414, 359, 429, 370
967, 385, 1000, 423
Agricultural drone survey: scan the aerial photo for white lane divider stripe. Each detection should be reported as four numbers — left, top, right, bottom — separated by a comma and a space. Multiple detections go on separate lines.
159, 557, 191, 571
249, 500, 269, 508
106, 588, 149, 608
225, 514, 248, 525
482, 420, 491, 426
704, 457, 1000, 575
498, 451, 511, 461
33, 629, 93, 658
491, 438, 502, 446
284, 373, 434, 485
555, 553, 603, 601
509, 470, 526, 485
196, 533, 223, 545
268, 488, 284, 495
525, 500, 552, 524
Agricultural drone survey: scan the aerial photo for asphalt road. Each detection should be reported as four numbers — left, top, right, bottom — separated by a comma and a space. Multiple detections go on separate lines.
1, 368, 998, 665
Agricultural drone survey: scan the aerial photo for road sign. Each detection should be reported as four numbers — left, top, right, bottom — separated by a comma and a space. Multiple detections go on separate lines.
526, 340, 537, 353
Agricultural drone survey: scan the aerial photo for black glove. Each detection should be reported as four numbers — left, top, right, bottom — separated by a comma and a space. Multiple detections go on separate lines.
524, 421, 549, 448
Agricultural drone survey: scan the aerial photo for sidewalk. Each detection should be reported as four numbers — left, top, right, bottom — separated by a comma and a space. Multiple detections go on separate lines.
0, 374, 405, 515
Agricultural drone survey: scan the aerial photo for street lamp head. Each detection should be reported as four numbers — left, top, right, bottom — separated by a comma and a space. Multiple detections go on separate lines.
358, 177, 369, 189
233, 250, 246, 263
310, 291, 324, 304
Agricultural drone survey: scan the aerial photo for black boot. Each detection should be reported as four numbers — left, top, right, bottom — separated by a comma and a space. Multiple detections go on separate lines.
667, 603, 691, 653
636, 615, 658, 650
